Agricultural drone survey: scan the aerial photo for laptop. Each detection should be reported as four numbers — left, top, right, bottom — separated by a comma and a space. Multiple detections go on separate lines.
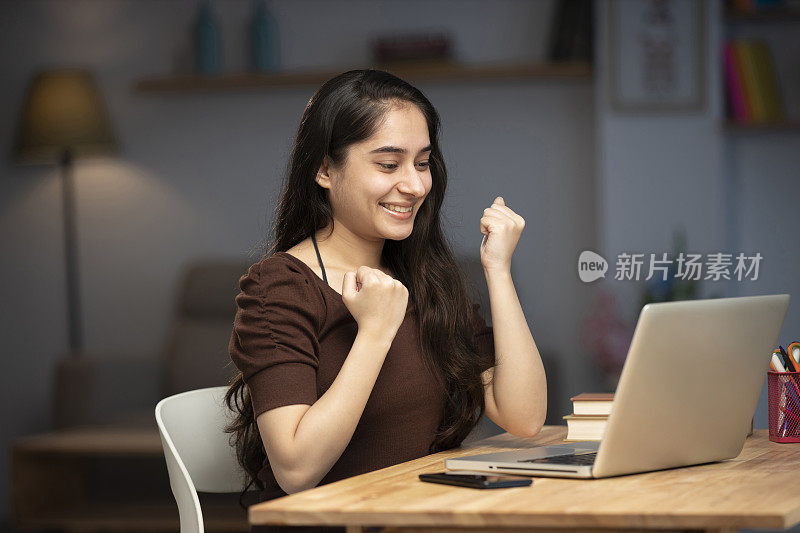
447, 294, 790, 479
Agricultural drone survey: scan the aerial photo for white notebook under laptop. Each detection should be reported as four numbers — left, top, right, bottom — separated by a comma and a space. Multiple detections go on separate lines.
447, 294, 790, 479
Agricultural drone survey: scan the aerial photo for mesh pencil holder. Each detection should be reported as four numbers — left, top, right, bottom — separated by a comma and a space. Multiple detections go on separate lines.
768, 371, 800, 443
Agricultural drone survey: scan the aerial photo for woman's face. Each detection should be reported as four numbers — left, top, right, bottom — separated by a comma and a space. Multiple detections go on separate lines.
317, 102, 433, 242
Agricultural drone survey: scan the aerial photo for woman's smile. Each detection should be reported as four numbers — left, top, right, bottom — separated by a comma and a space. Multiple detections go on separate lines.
379, 202, 414, 220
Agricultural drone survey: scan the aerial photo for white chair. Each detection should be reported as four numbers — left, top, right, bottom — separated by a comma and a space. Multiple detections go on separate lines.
155, 386, 245, 533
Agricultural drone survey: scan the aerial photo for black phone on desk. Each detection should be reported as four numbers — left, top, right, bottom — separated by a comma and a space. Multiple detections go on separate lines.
419, 471, 532, 489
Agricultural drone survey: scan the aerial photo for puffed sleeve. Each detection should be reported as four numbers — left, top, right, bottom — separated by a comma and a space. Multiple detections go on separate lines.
470, 301, 495, 373
228, 257, 324, 418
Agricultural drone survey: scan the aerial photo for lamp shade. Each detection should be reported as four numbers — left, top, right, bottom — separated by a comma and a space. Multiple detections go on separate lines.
14, 69, 118, 163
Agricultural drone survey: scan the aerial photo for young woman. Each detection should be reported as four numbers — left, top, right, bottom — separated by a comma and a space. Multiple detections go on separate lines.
226, 69, 546, 529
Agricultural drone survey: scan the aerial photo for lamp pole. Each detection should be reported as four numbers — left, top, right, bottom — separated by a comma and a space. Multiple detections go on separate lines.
14, 69, 118, 358
61, 148, 83, 356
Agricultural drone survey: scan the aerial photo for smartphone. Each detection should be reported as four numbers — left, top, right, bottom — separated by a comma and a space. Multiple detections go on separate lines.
419, 472, 532, 489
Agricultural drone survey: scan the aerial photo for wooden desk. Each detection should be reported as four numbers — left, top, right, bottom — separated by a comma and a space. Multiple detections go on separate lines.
249, 426, 800, 533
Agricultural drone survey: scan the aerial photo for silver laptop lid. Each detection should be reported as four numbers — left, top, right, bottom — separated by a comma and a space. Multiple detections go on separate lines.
593, 294, 789, 478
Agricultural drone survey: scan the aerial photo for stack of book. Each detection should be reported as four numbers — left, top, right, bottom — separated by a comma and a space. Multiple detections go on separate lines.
722, 39, 785, 125
563, 393, 614, 441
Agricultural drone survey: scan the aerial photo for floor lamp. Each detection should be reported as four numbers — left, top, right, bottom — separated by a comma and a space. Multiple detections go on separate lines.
13, 69, 118, 358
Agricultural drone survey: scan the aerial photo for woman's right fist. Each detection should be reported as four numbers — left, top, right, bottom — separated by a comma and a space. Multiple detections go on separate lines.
341, 266, 408, 338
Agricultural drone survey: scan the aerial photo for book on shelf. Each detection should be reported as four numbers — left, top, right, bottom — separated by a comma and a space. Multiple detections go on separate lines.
570, 392, 614, 416
563, 414, 608, 441
547, 0, 593, 63
751, 40, 784, 121
726, 0, 798, 16
723, 42, 748, 122
723, 39, 785, 125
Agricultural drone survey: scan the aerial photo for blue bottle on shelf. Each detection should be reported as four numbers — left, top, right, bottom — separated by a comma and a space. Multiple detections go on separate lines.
195, 0, 222, 75
250, 0, 278, 73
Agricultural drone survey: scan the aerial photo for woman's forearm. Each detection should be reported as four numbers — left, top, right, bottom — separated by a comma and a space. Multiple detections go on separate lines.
288, 328, 393, 492
485, 267, 547, 435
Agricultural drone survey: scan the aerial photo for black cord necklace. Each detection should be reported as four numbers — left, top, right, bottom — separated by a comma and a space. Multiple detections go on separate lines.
310, 233, 328, 284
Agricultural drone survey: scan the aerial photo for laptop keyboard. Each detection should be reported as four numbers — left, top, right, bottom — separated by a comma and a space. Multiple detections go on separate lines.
519, 451, 597, 466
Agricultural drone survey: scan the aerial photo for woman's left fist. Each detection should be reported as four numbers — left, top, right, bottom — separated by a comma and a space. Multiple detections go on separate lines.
479, 196, 524, 272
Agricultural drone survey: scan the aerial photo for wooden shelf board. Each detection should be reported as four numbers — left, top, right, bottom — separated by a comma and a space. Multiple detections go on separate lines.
724, 120, 800, 132
17, 502, 248, 531
134, 61, 593, 93
725, 8, 800, 21
12, 426, 162, 456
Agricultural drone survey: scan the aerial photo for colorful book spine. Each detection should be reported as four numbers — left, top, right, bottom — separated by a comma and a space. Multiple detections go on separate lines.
737, 41, 766, 122
723, 41, 749, 123
731, 0, 755, 14
751, 40, 785, 122
725, 39, 785, 124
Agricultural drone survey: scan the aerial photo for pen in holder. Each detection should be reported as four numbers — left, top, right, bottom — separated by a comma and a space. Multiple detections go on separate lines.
767, 370, 800, 443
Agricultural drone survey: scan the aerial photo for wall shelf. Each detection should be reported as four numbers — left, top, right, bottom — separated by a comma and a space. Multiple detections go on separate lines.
724, 8, 800, 22
723, 120, 800, 133
134, 61, 593, 94
722, 7, 800, 132
11, 427, 248, 532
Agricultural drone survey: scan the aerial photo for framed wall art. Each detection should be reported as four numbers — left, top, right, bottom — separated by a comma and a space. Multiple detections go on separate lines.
608, 0, 706, 113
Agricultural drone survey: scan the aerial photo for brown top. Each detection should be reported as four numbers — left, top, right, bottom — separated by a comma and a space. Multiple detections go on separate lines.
228, 251, 494, 502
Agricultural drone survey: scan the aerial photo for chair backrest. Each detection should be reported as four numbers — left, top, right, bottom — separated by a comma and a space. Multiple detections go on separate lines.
162, 260, 249, 397
155, 386, 245, 533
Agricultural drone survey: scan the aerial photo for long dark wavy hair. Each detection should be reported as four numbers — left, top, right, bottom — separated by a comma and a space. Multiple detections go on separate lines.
225, 69, 494, 500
